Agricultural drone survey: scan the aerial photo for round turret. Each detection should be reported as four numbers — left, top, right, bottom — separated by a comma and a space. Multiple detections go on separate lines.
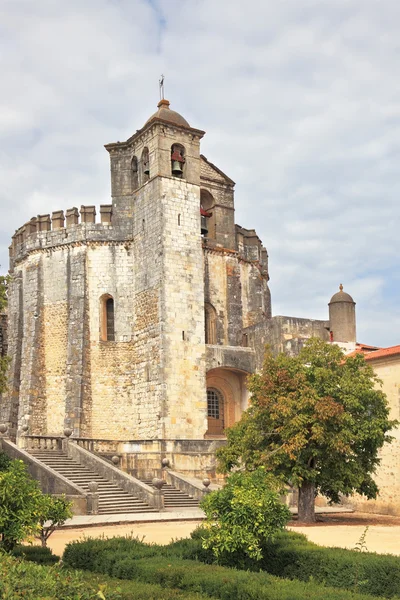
328, 284, 356, 343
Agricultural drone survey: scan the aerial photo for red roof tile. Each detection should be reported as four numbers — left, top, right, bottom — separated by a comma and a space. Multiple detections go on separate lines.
363, 345, 400, 361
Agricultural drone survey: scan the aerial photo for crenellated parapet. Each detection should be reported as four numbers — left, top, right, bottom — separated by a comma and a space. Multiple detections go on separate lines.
10, 204, 115, 267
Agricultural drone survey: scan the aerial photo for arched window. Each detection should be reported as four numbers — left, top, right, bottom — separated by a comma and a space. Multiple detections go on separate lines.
171, 144, 185, 178
207, 388, 224, 435
141, 147, 150, 183
100, 295, 115, 341
200, 190, 215, 239
131, 156, 138, 191
205, 302, 217, 344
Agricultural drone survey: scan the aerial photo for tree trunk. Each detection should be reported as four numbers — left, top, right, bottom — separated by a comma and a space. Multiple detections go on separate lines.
298, 481, 316, 523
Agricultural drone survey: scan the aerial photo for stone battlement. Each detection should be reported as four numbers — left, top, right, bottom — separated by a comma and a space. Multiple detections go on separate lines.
10, 205, 115, 266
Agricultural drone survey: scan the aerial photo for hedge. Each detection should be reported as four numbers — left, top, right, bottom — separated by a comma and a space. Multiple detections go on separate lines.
257, 531, 400, 599
169, 528, 400, 599
12, 544, 60, 565
63, 539, 388, 600
0, 552, 211, 600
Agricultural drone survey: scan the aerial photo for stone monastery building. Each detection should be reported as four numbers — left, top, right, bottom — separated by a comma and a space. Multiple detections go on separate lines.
1, 99, 358, 477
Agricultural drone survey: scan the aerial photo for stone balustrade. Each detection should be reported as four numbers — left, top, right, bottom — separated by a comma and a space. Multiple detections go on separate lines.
75, 437, 123, 454
24, 435, 63, 452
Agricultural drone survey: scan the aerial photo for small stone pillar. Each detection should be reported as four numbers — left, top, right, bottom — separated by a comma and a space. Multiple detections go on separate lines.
100, 205, 112, 224
27, 217, 38, 234
80, 205, 96, 224
87, 481, 99, 515
20, 424, 29, 450
66, 207, 79, 226
37, 214, 51, 232
62, 427, 73, 453
16, 226, 26, 244
202, 478, 211, 496
152, 478, 166, 511
52, 210, 65, 229
0, 423, 9, 439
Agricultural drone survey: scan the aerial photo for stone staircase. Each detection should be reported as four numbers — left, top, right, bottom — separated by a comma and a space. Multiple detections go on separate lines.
141, 478, 200, 509
29, 450, 158, 515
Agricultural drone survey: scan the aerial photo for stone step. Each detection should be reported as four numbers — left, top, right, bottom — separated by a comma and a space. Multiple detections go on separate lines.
140, 479, 200, 507
28, 450, 156, 514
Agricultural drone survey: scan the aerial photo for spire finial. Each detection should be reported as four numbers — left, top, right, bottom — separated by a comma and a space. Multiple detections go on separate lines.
159, 74, 165, 100
339, 283, 343, 292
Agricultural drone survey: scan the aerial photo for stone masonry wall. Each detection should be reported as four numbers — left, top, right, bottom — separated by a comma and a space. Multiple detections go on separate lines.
160, 177, 207, 439
204, 247, 271, 347
347, 355, 400, 515
245, 314, 330, 369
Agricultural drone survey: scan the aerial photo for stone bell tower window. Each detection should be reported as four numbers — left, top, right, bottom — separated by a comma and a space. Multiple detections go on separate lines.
200, 190, 215, 238
131, 156, 138, 191
141, 147, 150, 183
100, 295, 115, 341
171, 144, 185, 178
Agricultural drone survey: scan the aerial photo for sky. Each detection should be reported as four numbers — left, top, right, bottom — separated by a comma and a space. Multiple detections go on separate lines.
1, 0, 399, 347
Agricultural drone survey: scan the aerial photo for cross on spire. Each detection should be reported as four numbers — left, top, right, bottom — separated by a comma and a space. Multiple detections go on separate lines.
159, 74, 165, 100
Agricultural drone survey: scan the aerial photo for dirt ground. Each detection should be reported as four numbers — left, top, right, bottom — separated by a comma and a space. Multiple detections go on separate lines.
289, 512, 400, 555
43, 513, 400, 557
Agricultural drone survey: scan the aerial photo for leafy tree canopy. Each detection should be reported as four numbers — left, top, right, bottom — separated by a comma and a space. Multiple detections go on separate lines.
0, 275, 8, 314
199, 469, 291, 562
217, 338, 397, 522
0, 458, 72, 550
36, 494, 72, 547
0, 459, 43, 551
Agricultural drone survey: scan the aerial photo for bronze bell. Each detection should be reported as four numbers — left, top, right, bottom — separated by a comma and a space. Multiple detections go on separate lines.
201, 215, 208, 235
143, 161, 150, 175
172, 160, 183, 176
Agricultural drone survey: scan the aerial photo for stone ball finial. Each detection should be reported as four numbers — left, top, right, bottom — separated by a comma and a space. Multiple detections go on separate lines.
202, 478, 211, 488
21, 424, 29, 433
111, 455, 120, 465
0, 424, 8, 435
339, 283, 343, 292
63, 428, 73, 438
161, 458, 170, 468
88, 481, 98, 493
152, 477, 165, 491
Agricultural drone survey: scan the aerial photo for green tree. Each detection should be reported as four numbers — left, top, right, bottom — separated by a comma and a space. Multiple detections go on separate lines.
0, 460, 42, 551
0, 275, 9, 313
199, 469, 291, 562
36, 494, 72, 547
217, 338, 397, 523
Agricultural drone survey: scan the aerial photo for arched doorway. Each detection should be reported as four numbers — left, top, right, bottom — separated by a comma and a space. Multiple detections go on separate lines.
205, 367, 250, 437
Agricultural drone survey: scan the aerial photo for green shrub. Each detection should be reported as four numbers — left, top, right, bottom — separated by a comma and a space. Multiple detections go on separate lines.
200, 468, 291, 561
12, 544, 60, 564
63, 542, 389, 600
258, 532, 400, 598
0, 451, 11, 472
64, 531, 400, 599
63, 535, 160, 572
0, 552, 211, 599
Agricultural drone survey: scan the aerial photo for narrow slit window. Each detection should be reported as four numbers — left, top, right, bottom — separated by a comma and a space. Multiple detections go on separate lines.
101, 295, 115, 341
106, 298, 115, 341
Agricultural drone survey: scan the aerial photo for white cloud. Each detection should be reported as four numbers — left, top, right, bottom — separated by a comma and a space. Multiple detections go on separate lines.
0, 0, 399, 346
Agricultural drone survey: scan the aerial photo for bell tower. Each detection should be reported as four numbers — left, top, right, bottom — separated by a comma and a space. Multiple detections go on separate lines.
105, 100, 207, 440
